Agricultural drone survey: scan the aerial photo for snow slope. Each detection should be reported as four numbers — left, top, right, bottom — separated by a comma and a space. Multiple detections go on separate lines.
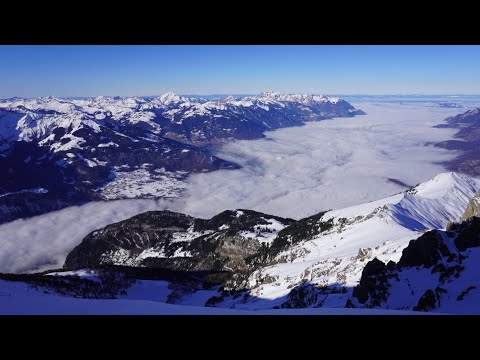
0, 279, 423, 315
237, 172, 480, 309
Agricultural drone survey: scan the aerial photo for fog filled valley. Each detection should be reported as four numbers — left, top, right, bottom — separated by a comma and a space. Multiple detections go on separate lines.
180, 102, 464, 218
3, 94, 480, 314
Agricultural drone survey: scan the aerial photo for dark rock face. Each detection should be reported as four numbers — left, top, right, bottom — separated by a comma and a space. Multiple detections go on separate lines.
280, 283, 347, 309
413, 289, 438, 311
281, 284, 321, 308
436, 108, 480, 129
65, 211, 195, 268
350, 231, 451, 308
352, 258, 387, 304
454, 216, 480, 251
64, 209, 294, 273
398, 231, 450, 268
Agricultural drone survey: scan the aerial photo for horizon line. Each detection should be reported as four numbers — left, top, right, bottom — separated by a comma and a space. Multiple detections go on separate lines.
3, 93, 480, 100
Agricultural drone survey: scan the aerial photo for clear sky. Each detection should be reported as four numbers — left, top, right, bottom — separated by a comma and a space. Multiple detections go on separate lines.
1, 45, 480, 97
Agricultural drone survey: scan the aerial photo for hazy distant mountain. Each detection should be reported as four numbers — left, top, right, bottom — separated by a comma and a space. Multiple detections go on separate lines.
436, 108, 480, 176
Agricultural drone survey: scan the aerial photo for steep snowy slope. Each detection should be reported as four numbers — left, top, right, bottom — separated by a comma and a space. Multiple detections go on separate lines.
230, 172, 480, 309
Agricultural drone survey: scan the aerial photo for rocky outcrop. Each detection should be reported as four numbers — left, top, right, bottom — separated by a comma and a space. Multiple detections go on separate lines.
398, 230, 450, 268
413, 289, 438, 312
351, 258, 387, 304
349, 216, 480, 312
454, 216, 480, 251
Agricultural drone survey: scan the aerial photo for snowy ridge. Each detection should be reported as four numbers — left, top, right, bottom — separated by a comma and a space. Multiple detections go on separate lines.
249, 91, 341, 105
387, 172, 480, 230
0, 92, 356, 146
237, 172, 480, 309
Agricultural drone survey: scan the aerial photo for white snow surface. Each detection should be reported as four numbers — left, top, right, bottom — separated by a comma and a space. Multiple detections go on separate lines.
0, 278, 425, 315
238, 218, 287, 244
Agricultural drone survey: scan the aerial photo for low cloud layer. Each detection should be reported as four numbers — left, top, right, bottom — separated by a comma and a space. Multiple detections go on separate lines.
0, 199, 171, 273
0, 102, 475, 273
179, 102, 465, 218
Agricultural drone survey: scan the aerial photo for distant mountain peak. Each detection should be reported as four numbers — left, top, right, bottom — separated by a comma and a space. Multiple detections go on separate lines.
158, 92, 181, 104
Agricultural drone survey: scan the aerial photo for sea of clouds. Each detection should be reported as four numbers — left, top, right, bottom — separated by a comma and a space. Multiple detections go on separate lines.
0, 101, 476, 273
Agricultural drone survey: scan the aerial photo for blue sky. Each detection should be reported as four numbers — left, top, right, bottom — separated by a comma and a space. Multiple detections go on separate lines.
1, 45, 480, 97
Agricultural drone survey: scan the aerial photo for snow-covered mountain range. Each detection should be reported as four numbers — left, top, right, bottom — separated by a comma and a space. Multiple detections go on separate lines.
3, 171, 480, 314
0, 93, 364, 223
